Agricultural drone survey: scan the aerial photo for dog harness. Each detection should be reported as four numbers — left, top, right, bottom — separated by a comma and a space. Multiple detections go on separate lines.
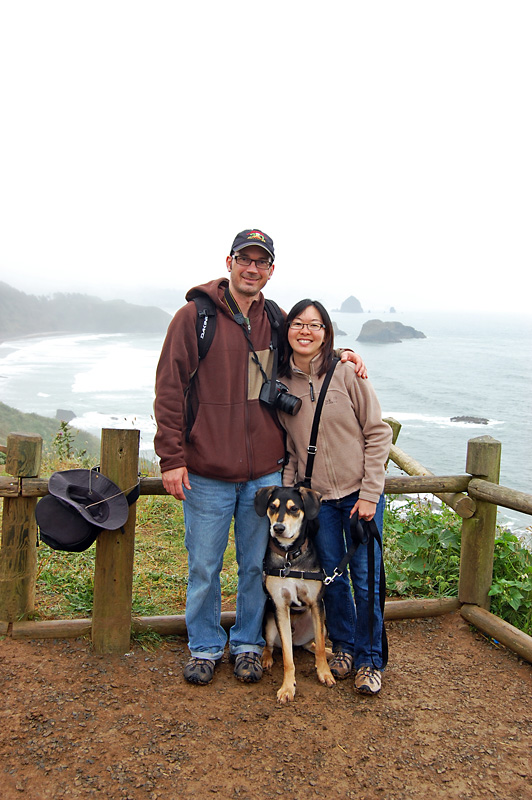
264, 566, 326, 581
264, 539, 326, 581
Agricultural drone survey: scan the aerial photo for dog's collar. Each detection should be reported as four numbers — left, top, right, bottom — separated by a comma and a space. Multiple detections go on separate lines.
269, 538, 309, 561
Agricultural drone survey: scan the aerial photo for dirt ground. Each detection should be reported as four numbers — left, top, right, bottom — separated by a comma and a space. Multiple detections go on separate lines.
1, 611, 531, 800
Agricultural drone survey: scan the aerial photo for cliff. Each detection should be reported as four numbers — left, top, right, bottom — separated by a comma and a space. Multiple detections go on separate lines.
0, 282, 172, 339
0, 401, 100, 456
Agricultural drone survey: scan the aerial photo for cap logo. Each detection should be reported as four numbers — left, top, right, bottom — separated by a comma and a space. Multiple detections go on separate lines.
247, 230, 266, 244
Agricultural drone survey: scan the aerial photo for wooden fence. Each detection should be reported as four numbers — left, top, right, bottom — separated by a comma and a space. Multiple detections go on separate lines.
0, 425, 531, 662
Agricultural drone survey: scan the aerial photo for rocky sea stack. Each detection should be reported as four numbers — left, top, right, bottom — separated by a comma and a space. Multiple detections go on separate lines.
450, 416, 489, 425
357, 319, 426, 344
340, 296, 364, 313
332, 321, 346, 336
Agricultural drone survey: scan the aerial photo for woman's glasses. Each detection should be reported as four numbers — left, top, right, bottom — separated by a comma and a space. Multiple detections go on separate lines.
289, 321, 325, 332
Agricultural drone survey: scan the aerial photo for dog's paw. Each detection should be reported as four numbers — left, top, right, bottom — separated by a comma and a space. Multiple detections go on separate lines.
318, 668, 336, 688
261, 652, 274, 670
277, 682, 296, 704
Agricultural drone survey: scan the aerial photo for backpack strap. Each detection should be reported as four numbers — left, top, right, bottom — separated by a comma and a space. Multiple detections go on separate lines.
193, 294, 217, 361
264, 298, 285, 365
193, 293, 283, 364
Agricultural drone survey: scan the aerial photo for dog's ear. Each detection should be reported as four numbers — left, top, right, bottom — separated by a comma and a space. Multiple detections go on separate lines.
298, 487, 322, 520
254, 486, 278, 517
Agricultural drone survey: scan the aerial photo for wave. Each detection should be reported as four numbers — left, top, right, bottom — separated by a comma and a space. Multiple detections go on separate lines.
386, 411, 504, 428
71, 410, 156, 435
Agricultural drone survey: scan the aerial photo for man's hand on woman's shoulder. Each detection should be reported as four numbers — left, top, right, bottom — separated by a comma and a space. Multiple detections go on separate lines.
340, 350, 368, 379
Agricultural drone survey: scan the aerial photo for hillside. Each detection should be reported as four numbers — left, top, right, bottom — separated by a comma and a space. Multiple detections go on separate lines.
0, 282, 171, 340
0, 401, 100, 458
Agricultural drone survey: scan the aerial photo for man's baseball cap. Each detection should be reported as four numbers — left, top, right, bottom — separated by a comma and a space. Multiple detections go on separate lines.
230, 229, 275, 260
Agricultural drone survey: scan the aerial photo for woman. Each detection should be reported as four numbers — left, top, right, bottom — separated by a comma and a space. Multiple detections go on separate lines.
276, 299, 392, 695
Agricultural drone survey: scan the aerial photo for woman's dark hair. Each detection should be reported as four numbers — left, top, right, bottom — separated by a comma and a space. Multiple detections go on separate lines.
279, 299, 335, 378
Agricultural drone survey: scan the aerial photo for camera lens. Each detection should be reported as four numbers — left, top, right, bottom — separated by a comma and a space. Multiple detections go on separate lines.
276, 392, 302, 416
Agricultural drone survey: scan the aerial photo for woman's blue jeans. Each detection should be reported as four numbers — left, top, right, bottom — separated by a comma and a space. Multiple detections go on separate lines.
182, 471, 282, 660
314, 492, 385, 670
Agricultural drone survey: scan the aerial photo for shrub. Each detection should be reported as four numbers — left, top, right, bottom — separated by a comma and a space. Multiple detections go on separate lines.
384, 498, 532, 635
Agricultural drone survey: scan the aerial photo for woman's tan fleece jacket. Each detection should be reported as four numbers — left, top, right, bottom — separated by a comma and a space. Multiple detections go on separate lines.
278, 358, 392, 503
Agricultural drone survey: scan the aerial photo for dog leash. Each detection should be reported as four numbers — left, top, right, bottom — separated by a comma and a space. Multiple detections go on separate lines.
323, 513, 369, 585
328, 512, 389, 670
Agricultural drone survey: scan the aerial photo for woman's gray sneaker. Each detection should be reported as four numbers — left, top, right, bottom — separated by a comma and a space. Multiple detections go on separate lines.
355, 665, 381, 694
329, 651, 354, 679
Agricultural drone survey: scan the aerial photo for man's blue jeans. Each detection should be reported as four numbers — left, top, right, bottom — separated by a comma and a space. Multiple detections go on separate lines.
314, 492, 385, 670
182, 471, 282, 660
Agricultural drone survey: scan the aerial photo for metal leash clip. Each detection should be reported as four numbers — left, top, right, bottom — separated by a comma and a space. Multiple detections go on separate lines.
282, 560, 292, 578
323, 567, 342, 586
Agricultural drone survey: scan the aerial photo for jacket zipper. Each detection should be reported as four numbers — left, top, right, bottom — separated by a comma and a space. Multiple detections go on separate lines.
245, 343, 254, 479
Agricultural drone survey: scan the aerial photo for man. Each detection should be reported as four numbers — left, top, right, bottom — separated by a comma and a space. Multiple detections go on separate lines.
154, 228, 365, 685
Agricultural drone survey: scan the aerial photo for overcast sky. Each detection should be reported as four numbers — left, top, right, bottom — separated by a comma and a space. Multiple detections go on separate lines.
1, 1, 530, 314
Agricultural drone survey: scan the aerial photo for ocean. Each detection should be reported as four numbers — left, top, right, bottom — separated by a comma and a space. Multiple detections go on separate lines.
1, 310, 531, 537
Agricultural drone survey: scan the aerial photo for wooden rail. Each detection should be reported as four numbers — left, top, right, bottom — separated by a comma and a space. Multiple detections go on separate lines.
468, 478, 532, 516
388, 443, 476, 518
8, 598, 462, 640
460, 604, 532, 663
1, 429, 531, 663
0, 472, 476, 499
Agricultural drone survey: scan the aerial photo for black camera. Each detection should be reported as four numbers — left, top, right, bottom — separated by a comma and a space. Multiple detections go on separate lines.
260, 380, 302, 416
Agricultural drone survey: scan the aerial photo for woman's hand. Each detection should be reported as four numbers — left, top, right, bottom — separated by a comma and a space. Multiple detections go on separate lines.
351, 498, 377, 521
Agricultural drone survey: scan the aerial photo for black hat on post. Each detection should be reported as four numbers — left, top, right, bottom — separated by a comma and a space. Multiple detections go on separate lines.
35, 469, 130, 552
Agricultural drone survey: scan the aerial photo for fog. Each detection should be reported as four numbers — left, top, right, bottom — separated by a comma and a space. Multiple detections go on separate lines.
1, 1, 530, 315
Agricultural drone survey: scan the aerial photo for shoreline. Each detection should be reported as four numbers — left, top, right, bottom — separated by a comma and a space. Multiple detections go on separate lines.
0, 330, 75, 350
2, 325, 531, 541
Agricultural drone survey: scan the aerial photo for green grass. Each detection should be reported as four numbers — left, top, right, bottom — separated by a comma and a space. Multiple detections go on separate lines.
2, 440, 531, 635
30, 494, 532, 636
33, 494, 238, 620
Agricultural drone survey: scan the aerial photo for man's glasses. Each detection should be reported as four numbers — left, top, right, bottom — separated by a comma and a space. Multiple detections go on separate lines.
289, 321, 325, 332
234, 255, 272, 270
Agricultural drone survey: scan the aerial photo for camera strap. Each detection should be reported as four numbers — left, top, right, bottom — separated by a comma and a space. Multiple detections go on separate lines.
223, 287, 277, 398
301, 357, 340, 488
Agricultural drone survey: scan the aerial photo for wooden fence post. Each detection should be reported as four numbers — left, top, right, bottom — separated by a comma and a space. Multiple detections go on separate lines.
383, 416, 401, 470
459, 435, 501, 609
91, 428, 140, 654
0, 433, 42, 621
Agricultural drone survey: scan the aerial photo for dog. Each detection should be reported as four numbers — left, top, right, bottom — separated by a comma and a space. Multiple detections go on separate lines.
254, 485, 335, 703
